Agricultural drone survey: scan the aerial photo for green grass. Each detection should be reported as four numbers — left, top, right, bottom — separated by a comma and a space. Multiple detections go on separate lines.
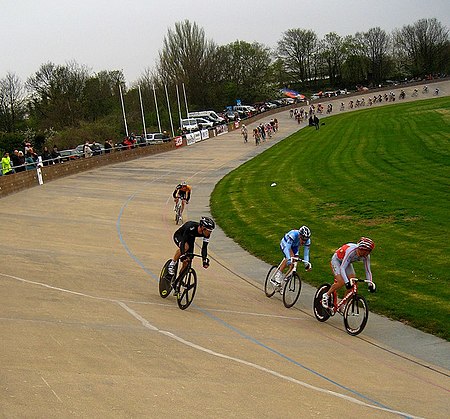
211, 97, 450, 340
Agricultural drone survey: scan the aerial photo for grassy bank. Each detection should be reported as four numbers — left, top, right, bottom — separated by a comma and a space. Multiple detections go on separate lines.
211, 97, 450, 340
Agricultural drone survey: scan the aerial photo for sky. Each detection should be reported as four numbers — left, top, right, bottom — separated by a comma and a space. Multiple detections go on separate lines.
1, 0, 449, 85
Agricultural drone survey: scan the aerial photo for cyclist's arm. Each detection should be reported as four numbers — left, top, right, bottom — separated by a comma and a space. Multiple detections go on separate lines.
201, 237, 209, 260
302, 239, 311, 262
364, 254, 373, 282
172, 189, 178, 199
185, 186, 192, 202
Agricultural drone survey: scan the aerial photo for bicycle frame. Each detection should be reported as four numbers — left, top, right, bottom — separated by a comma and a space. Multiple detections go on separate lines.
330, 278, 370, 315
278, 256, 304, 282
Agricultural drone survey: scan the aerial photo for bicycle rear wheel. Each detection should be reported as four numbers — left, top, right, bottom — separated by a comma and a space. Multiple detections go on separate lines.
264, 266, 278, 297
283, 272, 302, 308
159, 259, 174, 298
313, 283, 331, 322
177, 268, 197, 310
343, 294, 368, 336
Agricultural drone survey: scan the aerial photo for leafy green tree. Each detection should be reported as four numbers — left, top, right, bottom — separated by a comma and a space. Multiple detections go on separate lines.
156, 20, 217, 109
215, 40, 274, 106
82, 70, 124, 122
26, 61, 90, 129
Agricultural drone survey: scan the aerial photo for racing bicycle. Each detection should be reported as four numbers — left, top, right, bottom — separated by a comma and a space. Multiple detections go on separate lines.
313, 278, 375, 336
159, 253, 199, 310
174, 199, 183, 225
264, 256, 305, 308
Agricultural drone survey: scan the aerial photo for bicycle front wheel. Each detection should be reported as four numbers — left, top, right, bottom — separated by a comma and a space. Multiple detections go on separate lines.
264, 266, 278, 297
159, 259, 173, 298
343, 294, 369, 336
177, 268, 197, 310
313, 283, 331, 322
283, 272, 302, 308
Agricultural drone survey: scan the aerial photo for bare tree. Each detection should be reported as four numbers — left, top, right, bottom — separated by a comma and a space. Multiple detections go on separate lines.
363, 27, 391, 84
393, 18, 449, 77
320, 32, 345, 85
276, 29, 319, 86
0, 72, 26, 132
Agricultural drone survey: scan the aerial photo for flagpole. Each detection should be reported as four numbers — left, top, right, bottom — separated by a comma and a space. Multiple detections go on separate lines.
176, 85, 182, 132
153, 84, 162, 133
164, 84, 174, 137
138, 85, 147, 138
182, 83, 189, 118
119, 84, 129, 137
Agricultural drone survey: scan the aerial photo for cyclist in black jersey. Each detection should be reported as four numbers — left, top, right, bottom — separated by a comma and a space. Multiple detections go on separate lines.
167, 216, 215, 275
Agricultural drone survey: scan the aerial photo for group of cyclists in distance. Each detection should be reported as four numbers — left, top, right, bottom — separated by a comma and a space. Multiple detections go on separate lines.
167, 180, 376, 311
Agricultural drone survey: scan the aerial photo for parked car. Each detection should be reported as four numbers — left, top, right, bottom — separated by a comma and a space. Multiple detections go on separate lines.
181, 118, 199, 132
59, 149, 79, 162
144, 132, 171, 144
195, 118, 214, 129
223, 110, 239, 121
264, 102, 277, 109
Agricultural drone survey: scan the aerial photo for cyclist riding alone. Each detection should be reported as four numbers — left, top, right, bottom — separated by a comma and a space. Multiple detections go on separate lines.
322, 237, 376, 308
167, 216, 216, 276
172, 181, 192, 215
271, 225, 312, 286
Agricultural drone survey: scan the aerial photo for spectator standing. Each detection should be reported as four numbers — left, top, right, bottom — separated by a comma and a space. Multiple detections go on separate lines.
314, 115, 320, 130
16, 151, 25, 171
104, 139, 113, 154
83, 141, 93, 158
10, 150, 21, 171
1, 152, 15, 175
241, 124, 248, 143
25, 151, 36, 170
41, 146, 52, 166
51, 145, 61, 164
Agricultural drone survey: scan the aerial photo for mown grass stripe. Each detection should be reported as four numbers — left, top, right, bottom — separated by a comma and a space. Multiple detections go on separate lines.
211, 97, 450, 340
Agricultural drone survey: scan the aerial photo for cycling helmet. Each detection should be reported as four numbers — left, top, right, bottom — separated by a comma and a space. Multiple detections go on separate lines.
181, 181, 187, 186
357, 237, 375, 251
200, 216, 215, 231
298, 225, 311, 240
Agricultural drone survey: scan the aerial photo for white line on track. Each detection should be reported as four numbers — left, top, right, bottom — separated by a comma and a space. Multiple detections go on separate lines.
1, 272, 422, 418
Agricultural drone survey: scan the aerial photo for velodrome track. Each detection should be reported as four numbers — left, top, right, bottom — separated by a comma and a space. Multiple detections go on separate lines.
1, 82, 449, 418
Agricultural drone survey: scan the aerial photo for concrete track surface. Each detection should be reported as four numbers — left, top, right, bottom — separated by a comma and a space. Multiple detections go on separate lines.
1, 82, 449, 418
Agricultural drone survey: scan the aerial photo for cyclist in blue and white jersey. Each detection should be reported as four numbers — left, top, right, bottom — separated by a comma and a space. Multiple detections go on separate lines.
271, 225, 312, 286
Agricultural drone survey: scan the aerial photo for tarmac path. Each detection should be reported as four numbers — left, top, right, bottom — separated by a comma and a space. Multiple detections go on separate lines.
1, 81, 449, 418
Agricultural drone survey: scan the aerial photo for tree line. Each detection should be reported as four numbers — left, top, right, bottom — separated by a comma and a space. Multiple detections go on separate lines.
0, 18, 448, 153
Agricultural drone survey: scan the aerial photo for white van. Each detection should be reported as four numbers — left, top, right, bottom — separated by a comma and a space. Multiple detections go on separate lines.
188, 110, 225, 124
181, 118, 199, 132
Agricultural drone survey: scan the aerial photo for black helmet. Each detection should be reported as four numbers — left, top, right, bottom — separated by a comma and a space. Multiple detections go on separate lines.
200, 216, 215, 230
298, 225, 311, 240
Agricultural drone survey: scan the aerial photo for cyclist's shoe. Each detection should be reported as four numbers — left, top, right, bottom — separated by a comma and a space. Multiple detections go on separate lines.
321, 293, 329, 309
167, 263, 175, 276
270, 271, 282, 286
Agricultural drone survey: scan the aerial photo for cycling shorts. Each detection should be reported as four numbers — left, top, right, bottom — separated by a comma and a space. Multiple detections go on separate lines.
331, 254, 355, 283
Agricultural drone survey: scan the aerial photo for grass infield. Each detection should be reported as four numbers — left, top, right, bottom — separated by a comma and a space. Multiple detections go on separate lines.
211, 97, 450, 340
